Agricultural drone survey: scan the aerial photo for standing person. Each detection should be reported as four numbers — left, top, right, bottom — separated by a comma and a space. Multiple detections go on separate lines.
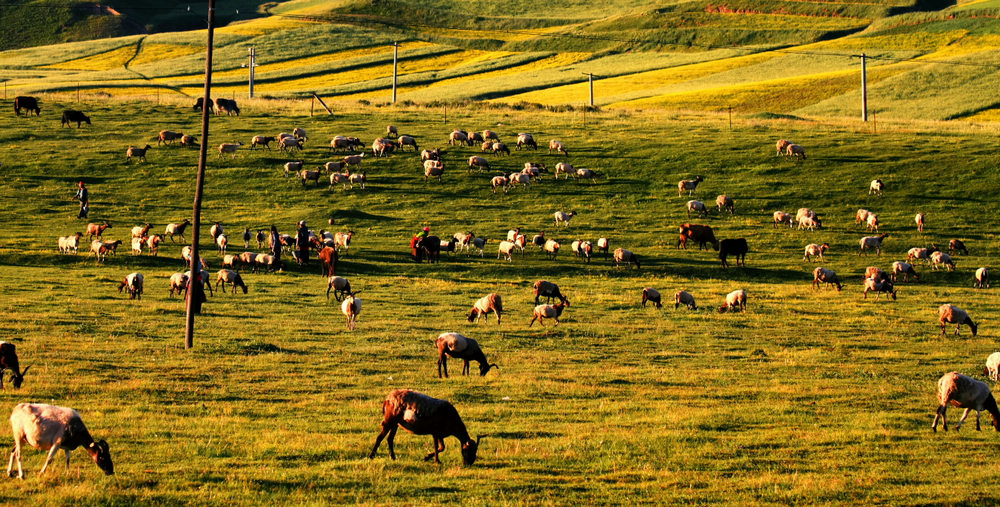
74, 181, 89, 219
269, 225, 282, 267
294, 220, 310, 265
411, 226, 430, 261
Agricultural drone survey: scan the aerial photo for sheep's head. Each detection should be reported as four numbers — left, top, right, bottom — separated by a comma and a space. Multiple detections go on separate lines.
461, 436, 483, 465
86, 440, 114, 475
967, 319, 978, 336
479, 363, 498, 376
9, 366, 28, 388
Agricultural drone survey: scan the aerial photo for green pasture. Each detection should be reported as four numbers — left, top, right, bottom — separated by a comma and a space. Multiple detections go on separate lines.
0, 99, 999, 504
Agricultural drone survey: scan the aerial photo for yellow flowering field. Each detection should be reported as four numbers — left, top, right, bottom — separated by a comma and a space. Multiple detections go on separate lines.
964, 108, 1000, 122
217, 16, 318, 37
129, 44, 204, 67
42, 45, 137, 71
418, 24, 570, 42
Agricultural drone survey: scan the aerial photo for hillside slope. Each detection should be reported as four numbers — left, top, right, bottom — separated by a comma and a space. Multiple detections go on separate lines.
1, 0, 999, 121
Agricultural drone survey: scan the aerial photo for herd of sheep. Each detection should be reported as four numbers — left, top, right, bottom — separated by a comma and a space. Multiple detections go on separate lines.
5, 97, 998, 474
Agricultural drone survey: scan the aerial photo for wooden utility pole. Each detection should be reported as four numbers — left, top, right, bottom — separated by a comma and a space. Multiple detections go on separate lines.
728, 106, 733, 130
391, 42, 400, 104
185, 0, 216, 350
311, 92, 333, 115
853, 53, 869, 122
582, 73, 595, 107
248, 46, 256, 98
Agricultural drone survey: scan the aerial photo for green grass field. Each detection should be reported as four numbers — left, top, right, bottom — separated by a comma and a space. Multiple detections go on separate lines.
0, 98, 999, 504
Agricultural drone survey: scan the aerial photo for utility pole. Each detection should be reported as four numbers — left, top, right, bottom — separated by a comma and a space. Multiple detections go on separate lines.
853, 53, 868, 122
185, 0, 216, 350
582, 73, 595, 107
391, 42, 400, 104
248, 46, 256, 98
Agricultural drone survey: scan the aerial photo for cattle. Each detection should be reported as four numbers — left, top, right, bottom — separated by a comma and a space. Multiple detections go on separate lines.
719, 238, 748, 268
13, 96, 40, 116
61, 110, 91, 128
215, 98, 240, 116
678, 223, 719, 251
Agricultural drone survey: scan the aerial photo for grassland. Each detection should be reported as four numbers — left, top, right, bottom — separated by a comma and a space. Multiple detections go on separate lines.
0, 97, 999, 504
2, 0, 1000, 122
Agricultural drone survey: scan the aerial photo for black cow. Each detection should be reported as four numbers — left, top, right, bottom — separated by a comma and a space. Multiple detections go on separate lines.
215, 98, 240, 116
193, 97, 213, 112
719, 238, 748, 268
13, 96, 40, 116
0, 342, 28, 389
61, 110, 91, 128
414, 236, 441, 263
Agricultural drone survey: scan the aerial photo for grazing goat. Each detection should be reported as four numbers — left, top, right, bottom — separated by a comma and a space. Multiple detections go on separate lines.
7, 403, 113, 479
641, 288, 661, 309
468, 293, 502, 325
939, 304, 977, 336
718, 289, 747, 313
891, 261, 919, 283
436, 333, 498, 378
369, 389, 482, 465
0, 342, 28, 389
932, 372, 1000, 432
326, 276, 351, 301
812, 267, 842, 291
534, 280, 568, 305
117, 272, 144, 299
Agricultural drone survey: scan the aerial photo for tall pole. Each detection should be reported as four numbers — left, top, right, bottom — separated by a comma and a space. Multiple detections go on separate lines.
582, 73, 594, 107
391, 42, 399, 104
248, 46, 255, 99
185, 0, 216, 350
854, 52, 868, 122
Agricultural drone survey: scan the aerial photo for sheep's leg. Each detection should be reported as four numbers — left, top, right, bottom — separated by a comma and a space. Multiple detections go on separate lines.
39, 438, 63, 475
64, 449, 71, 471
957, 408, 972, 430
462, 361, 470, 376
933, 405, 947, 431
976, 410, 982, 431
6, 444, 16, 477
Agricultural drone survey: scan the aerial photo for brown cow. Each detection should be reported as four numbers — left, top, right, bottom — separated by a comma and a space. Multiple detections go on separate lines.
678, 223, 719, 251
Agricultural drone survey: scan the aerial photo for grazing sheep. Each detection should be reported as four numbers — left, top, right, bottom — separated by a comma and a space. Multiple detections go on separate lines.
343, 153, 366, 167
975, 267, 990, 289
529, 302, 568, 326
216, 234, 228, 254
467, 156, 490, 173
949, 239, 968, 255
674, 290, 697, 310
677, 176, 703, 197
613, 248, 640, 269
548, 140, 567, 156
865, 266, 889, 283
466, 293, 502, 325
497, 240, 516, 262
221, 254, 240, 271
596, 238, 609, 259
420, 148, 442, 162
718, 238, 748, 268
130, 237, 143, 255
931, 251, 956, 271
866, 213, 880, 233
85, 221, 112, 241
686, 200, 708, 218
180, 135, 197, 147
869, 179, 884, 196
158, 130, 183, 146
797, 215, 822, 231
342, 291, 362, 331
858, 234, 888, 256
145, 234, 162, 256
368, 389, 482, 465
165, 219, 191, 242
907, 247, 932, 265
718, 289, 747, 313
57, 233, 83, 254
218, 142, 243, 159
786, 144, 806, 159
855, 209, 872, 226
775, 139, 791, 155
939, 304, 977, 336
543, 239, 561, 260
372, 138, 398, 158
6, 403, 114, 479
574, 168, 600, 183
716, 195, 735, 215
516, 133, 537, 150
424, 160, 445, 183
215, 269, 248, 294
292, 127, 308, 141
773, 211, 794, 228
326, 276, 352, 301
117, 272, 143, 299
436, 333, 498, 378
891, 261, 919, 283
641, 288, 661, 309
812, 267, 842, 291
509, 172, 531, 189
984, 352, 1000, 382
251, 135, 275, 150
491, 142, 510, 156
490, 175, 509, 194
932, 372, 999, 432
298, 169, 322, 186
449, 130, 469, 146
482, 129, 499, 141
554, 211, 577, 227
796, 207, 817, 221
533, 280, 567, 305
0, 342, 28, 389
862, 277, 896, 301
915, 213, 926, 232
125, 144, 152, 163
385, 125, 398, 138
803, 243, 829, 262
61, 110, 91, 128
554, 162, 573, 179
570, 240, 593, 262
283, 160, 304, 178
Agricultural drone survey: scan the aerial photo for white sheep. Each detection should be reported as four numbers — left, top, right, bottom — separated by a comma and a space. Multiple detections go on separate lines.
341, 291, 362, 331
554, 162, 573, 179
772, 211, 793, 228
216, 234, 228, 254
424, 160, 444, 183
775, 139, 791, 156
596, 238, 609, 259
862, 277, 896, 301
686, 200, 707, 218
613, 248, 640, 269
719, 289, 747, 313
548, 139, 567, 156
716, 195, 735, 215
869, 179, 884, 196
284, 160, 304, 178
491, 175, 509, 194
6, 403, 114, 479
57, 233, 83, 254
939, 304, 977, 336
677, 176, 703, 197
866, 213, 880, 233
803, 243, 829, 261
292, 127, 308, 140
497, 240, 516, 262
907, 247, 932, 265
218, 142, 243, 159
812, 267, 842, 291
855, 209, 872, 225
168, 272, 189, 297
797, 215, 821, 231
509, 172, 531, 189
931, 251, 955, 271
117, 272, 143, 299
915, 212, 926, 232
786, 144, 805, 159
858, 234, 888, 256
529, 302, 569, 326
975, 267, 990, 289
554, 211, 576, 227
543, 239, 561, 260
891, 261, 919, 283
932, 372, 999, 432
674, 290, 697, 310
985, 352, 1000, 382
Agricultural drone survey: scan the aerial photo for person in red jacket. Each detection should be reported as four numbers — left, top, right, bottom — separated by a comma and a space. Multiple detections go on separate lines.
411, 226, 430, 261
